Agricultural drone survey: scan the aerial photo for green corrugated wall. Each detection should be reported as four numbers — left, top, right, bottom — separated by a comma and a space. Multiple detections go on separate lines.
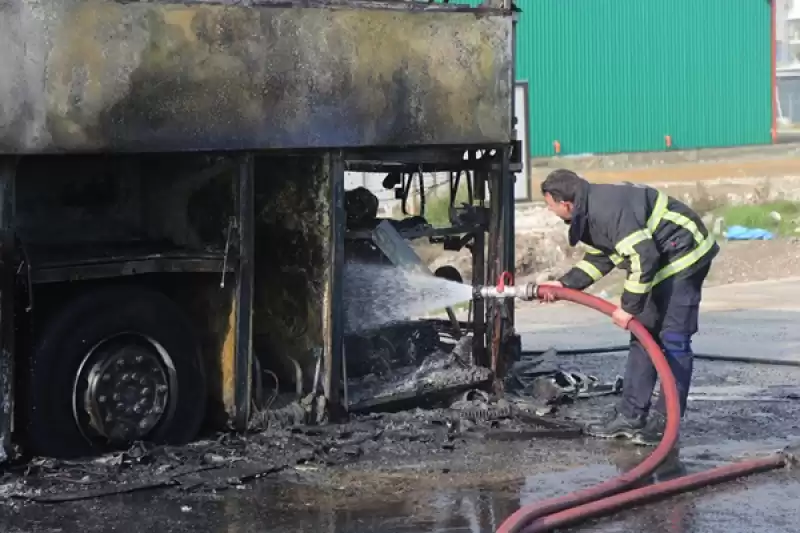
516, 0, 772, 157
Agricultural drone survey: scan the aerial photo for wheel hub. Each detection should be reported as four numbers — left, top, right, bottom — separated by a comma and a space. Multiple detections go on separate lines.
76, 336, 175, 444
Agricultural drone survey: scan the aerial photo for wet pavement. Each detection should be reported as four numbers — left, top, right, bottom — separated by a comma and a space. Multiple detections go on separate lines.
6, 457, 800, 533
5, 278, 800, 533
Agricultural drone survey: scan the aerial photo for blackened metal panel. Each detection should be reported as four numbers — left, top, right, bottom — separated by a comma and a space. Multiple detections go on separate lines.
499, 146, 514, 329
0, 1, 513, 154
322, 152, 346, 418
471, 169, 487, 367
0, 158, 15, 462
486, 166, 503, 383
233, 154, 254, 431
496, 145, 516, 379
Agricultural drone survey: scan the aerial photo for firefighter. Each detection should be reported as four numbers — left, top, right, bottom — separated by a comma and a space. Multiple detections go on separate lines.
538, 169, 718, 446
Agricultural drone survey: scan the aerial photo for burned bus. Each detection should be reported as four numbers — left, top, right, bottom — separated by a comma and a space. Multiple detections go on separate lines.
0, 0, 519, 459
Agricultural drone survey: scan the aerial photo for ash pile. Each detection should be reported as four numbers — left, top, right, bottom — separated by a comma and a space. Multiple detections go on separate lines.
344, 322, 491, 412
0, 337, 621, 506
0, 184, 622, 504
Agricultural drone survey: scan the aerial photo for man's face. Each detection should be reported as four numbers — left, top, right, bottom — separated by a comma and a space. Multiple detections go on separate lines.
543, 192, 574, 221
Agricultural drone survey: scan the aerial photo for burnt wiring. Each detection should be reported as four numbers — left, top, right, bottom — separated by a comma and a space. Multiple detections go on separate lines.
262, 369, 280, 411
248, 368, 311, 430
220, 216, 236, 289
253, 369, 279, 413
15, 236, 33, 313
284, 355, 305, 398
397, 168, 477, 219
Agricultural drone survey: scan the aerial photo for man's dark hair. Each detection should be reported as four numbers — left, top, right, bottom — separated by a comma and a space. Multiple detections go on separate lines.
540, 169, 584, 202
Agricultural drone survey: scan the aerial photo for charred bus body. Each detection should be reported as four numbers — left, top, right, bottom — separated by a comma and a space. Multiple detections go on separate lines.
0, 0, 518, 459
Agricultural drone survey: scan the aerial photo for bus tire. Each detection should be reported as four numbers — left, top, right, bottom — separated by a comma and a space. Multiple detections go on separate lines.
27, 286, 207, 458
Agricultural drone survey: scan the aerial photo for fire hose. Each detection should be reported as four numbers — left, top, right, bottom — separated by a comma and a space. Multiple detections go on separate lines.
476, 276, 796, 533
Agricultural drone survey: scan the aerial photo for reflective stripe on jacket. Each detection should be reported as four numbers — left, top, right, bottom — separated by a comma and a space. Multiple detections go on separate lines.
559, 181, 719, 315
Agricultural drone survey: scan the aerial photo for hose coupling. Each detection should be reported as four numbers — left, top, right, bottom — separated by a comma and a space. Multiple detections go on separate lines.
474, 272, 538, 301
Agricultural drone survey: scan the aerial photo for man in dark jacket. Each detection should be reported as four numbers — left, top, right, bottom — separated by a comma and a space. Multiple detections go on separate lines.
538, 169, 718, 446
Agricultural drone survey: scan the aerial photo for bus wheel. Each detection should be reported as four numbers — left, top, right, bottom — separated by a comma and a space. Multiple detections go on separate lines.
27, 287, 207, 458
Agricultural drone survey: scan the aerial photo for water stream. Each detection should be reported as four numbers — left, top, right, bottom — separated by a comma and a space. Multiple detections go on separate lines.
343, 263, 474, 334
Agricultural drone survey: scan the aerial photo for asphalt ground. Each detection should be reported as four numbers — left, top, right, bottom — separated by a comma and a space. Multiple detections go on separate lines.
5, 278, 800, 533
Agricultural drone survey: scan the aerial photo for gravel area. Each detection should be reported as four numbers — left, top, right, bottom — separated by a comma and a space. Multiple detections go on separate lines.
706, 240, 800, 286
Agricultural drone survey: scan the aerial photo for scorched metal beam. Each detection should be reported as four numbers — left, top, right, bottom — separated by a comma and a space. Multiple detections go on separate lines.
0, 0, 513, 154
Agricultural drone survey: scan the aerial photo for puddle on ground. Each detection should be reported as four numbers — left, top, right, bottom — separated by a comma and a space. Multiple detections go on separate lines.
7, 446, 800, 533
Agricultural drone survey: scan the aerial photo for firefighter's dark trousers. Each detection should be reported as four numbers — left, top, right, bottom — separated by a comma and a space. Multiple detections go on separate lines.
618, 262, 711, 420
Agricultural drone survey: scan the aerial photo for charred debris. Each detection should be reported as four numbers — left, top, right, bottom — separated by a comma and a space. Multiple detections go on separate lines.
0, 354, 620, 504
0, 172, 622, 504
0, 0, 611, 503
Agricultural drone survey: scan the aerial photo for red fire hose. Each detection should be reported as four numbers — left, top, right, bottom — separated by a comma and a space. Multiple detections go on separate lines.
496, 285, 794, 533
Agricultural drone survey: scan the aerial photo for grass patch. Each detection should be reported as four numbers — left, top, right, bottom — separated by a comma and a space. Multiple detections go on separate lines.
425, 185, 472, 227
714, 200, 800, 236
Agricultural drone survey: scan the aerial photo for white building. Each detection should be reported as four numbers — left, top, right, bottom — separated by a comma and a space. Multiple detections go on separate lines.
786, 0, 800, 64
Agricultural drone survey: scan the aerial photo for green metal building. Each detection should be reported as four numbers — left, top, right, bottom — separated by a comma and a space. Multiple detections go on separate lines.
515, 0, 773, 157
